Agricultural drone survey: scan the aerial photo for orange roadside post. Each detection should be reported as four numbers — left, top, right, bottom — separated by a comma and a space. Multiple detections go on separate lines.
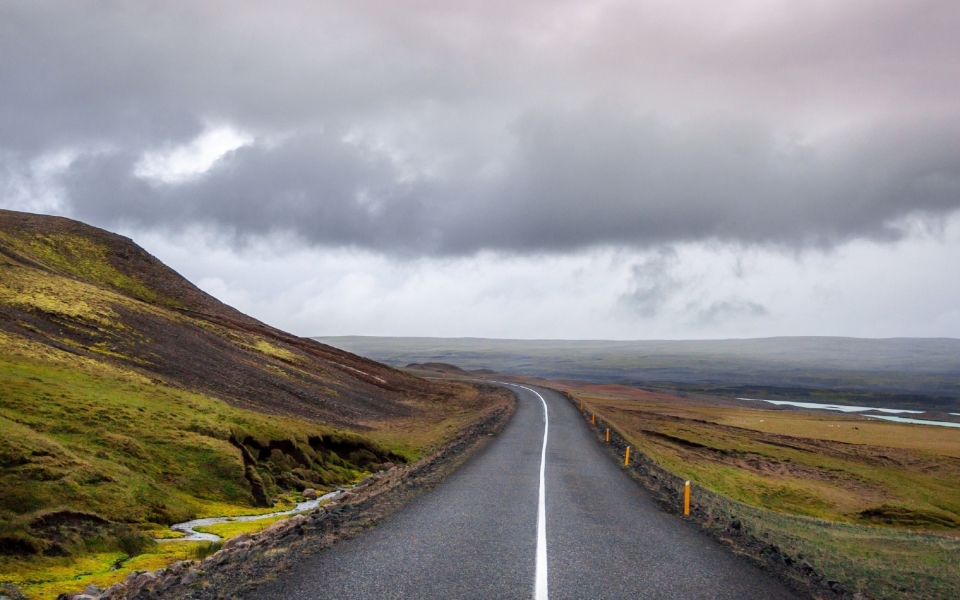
591, 414, 595, 425
605, 428, 610, 442
624, 446, 631, 465
684, 481, 691, 516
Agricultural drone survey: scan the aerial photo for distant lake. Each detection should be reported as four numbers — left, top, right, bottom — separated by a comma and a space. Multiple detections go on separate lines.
865, 415, 960, 429
739, 399, 924, 414
738, 398, 960, 429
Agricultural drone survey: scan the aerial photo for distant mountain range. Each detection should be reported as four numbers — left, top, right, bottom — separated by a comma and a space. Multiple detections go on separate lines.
317, 336, 960, 409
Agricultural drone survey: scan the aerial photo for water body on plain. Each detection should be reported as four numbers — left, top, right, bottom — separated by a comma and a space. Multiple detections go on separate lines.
739, 398, 960, 429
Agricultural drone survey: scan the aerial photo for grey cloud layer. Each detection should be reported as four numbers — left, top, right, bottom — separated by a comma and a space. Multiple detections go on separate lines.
2, 0, 959, 254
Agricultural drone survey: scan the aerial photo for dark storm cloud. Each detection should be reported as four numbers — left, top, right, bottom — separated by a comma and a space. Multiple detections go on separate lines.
2, 0, 960, 255
471, 108, 960, 251
62, 133, 435, 249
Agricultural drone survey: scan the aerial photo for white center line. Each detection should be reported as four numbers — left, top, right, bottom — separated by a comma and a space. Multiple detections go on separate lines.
500, 383, 550, 600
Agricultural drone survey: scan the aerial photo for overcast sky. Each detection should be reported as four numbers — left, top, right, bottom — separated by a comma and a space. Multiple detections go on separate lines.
2, 0, 959, 339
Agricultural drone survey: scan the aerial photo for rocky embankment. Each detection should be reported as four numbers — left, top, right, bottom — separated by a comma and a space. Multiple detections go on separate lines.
55, 402, 514, 600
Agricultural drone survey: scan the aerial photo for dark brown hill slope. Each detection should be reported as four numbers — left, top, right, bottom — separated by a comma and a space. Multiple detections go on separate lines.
0, 209, 441, 428
0, 209, 510, 558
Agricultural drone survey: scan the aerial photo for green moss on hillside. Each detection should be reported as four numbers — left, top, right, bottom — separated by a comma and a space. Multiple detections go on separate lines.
0, 334, 396, 557
0, 264, 127, 329
0, 231, 162, 306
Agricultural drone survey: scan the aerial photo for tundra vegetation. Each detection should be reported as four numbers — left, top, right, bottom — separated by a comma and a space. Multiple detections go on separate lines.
0, 210, 509, 599
566, 383, 960, 600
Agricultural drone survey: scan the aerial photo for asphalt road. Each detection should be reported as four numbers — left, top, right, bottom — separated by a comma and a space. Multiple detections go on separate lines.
249, 384, 799, 600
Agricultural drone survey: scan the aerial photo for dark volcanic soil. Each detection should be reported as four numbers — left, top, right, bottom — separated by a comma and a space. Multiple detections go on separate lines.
0, 209, 451, 427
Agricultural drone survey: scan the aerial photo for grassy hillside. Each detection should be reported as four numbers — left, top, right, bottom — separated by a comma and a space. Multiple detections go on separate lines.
0, 210, 507, 595
321, 335, 960, 409
577, 391, 960, 526
0, 334, 389, 530
0, 211, 456, 427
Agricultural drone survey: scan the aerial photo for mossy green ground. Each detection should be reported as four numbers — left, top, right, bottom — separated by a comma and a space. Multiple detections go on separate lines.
580, 395, 960, 526
1, 516, 294, 600
686, 490, 960, 600
2, 540, 209, 599
0, 231, 162, 307
0, 338, 361, 526
193, 514, 289, 538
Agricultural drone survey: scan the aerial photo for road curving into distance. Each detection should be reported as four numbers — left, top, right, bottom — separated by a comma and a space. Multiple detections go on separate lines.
248, 384, 798, 600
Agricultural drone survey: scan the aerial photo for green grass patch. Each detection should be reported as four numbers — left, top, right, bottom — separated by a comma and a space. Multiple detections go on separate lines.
193, 515, 289, 539
585, 397, 960, 527
249, 340, 301, 364
189, 540, 222, 561
0, 347, 367, 526
141, 526, 184, 540
0, 541, 210, 600
713, 499, 960, 600
0, 231, 161, 306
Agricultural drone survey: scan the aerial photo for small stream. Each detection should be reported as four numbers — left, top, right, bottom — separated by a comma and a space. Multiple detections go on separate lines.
159, 489, 343, 542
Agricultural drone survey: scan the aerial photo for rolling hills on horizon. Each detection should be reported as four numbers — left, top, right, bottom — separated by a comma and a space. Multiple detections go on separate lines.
317, 335, 960, 409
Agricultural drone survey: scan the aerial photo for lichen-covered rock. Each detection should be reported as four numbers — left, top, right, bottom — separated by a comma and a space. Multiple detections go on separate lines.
261, 514, 307, 537
168, 560, 194, 575
128, 571, 157, 593
221, 533, 251, 551
180, 568, 201, 586
99, 582, 127, 599
152, 573, 180, 595
122, 571, 147, 587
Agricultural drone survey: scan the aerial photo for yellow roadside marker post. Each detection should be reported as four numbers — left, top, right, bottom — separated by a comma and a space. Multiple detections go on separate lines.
605, 428, 610, 442
624, 446, 631, 466
684, 481, 691, 516
591, 414, 595, 425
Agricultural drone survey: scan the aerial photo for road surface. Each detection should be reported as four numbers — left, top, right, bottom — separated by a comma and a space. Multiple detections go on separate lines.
249, 384, 798, 599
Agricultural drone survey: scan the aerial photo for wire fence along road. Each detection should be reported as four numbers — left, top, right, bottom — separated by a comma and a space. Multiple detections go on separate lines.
249, 385, 799, 600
